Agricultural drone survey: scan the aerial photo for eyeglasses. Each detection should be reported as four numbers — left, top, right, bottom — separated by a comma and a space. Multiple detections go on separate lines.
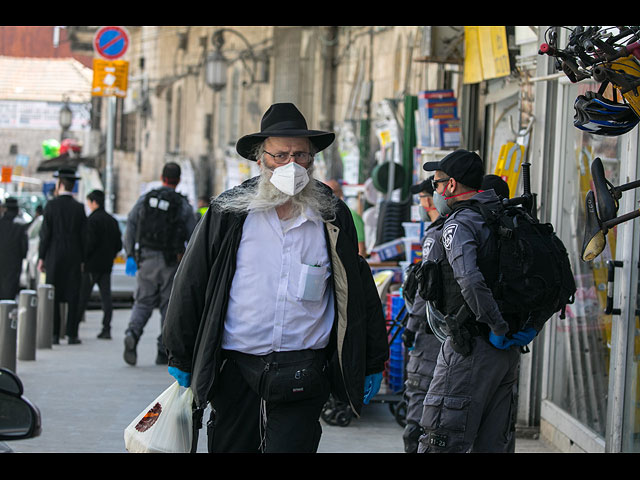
263, 150, 313, 166
431, 177, 450, 189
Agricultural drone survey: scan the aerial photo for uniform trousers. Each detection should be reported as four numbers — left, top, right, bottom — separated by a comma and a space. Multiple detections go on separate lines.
125, 250, 178, 353
418, 335, 520, 453
402, 332, 442, 453
207, 351, 331, 453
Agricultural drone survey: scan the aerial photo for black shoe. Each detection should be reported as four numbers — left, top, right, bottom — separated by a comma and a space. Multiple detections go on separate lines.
155, 350, 168, 365
52, 335, 60, 345
68, 337, 82, 345
124, 334, 137, 366
97, 330, 111, 339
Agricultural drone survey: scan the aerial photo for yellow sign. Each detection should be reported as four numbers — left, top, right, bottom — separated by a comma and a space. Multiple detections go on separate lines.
464, 26, 510, 84
92, 58, 129, 97
494, 142, 524, 196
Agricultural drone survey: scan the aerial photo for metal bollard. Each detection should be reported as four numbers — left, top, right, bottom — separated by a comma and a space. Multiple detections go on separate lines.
0, 300, 18, 372
37, 284, 54, 349
17, 290, 38, 361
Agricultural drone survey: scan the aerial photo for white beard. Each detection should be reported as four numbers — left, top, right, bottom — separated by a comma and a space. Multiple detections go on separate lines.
213, 163, 338, 222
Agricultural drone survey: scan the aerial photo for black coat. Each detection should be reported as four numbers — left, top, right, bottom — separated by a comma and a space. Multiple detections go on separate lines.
162, 177, 389, 415
38, 194, 87, 300
84, 207, 122, 273
0, 215, 28, 299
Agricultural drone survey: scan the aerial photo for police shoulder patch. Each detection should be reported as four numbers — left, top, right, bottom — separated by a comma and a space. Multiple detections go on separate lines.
442, 223, 458, 251
423, 237, 435, 258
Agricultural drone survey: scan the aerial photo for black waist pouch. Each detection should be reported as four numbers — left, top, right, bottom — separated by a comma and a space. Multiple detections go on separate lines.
225, 349, 329, 403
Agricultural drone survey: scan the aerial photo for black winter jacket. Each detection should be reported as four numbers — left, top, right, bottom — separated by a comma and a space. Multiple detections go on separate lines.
84, 207, 122, 273
163, 177, 389, 416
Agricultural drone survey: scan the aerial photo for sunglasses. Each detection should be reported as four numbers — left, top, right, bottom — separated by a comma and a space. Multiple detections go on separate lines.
431, 177, 450, 189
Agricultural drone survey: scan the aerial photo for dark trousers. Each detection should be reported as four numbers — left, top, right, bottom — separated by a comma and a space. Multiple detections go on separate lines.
207, 352, 330, 453
53, 289, 80, 338
78, 272, 113, 330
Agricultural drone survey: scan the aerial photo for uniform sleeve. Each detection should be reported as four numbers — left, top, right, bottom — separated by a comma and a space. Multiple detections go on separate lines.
124, 198, 143, 257
444, 217, 509, 336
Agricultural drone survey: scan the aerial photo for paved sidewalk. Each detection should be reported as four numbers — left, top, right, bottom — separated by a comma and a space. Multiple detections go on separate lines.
5, 307, 559, 453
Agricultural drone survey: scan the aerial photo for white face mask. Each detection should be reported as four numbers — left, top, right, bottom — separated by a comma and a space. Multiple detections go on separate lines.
269, 161, 310, 196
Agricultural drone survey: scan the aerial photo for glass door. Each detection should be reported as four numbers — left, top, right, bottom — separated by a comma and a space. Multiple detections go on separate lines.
548, 79, 624, 443
618, 135, 640, 452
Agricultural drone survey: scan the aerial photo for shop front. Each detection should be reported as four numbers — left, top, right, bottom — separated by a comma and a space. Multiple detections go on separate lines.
536, 71, 640, 452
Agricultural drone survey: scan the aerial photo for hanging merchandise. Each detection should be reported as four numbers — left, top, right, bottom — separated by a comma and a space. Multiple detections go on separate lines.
124, 381, 194, 453
494, 115, 534, 198
371, 160, 405, 194
336, 122, 361, 185
494, 142, 524, 197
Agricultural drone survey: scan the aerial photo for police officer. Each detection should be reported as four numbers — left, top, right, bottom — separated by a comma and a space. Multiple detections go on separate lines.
417, 150, 531, 453
401, 176, 446, 453
123, 162, 196, 366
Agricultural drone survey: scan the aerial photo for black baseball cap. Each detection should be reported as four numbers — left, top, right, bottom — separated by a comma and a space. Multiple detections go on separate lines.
481, 174, 510, 199
410, 176, 435, 195
423, 149, 484, 189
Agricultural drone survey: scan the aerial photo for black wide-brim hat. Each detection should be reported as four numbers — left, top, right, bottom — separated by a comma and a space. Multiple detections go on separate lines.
53, 168, 80, 180
236, 103, 335, 161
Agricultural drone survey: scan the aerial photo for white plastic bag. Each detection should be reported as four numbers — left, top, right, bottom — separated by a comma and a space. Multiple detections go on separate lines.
124, 381, 194, 453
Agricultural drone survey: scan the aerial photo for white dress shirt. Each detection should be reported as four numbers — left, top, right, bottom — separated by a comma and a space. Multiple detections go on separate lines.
221, 206, 334, 355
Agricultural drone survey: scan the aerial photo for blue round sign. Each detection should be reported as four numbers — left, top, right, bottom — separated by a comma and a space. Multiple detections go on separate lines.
94, 26, 129, 60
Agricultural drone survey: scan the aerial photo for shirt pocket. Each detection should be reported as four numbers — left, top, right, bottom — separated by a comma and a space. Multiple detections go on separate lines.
296, 263, 330, 302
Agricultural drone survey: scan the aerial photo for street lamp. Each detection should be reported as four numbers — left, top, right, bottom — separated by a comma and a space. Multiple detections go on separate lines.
204, 28, 268, 92
59, 100, 72, 140
205, 47, 228, 92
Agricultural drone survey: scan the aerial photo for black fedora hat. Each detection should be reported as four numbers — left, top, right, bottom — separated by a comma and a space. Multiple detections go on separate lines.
236, 103, 335, 161
53, 168, 80, 180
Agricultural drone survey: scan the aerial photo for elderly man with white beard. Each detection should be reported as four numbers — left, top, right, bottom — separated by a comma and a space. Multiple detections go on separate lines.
162, 103, 389, 453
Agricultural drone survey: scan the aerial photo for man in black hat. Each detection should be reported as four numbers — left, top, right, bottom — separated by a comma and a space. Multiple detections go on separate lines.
38, 168, 87, 344
122, 162, 196, 366
0, 197, 28, 300
162, 103, 388, 453
416, 149, 520, 453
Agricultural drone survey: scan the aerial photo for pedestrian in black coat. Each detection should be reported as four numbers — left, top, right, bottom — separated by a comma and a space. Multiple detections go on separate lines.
0, 198, 28, 300
77, 190, 123, 339
38, 169, 87, 344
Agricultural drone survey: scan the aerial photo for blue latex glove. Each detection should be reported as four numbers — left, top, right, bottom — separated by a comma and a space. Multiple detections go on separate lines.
168, 366, 191, 388
125, 256, 137, 276
363, 372, 383, 405
510, 327, 537, 347
489, 332, 516, 350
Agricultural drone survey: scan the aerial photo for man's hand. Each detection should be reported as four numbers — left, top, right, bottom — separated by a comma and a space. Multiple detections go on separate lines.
125, 256, 137, 276
510, 327, 537, 347
37, 259, 45, 273
363, 372, 383, 405
168, 366, 191, 388
489, 332, 515, 350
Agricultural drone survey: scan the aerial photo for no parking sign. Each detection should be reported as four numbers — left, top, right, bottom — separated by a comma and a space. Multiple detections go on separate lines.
93, 26, 129, 60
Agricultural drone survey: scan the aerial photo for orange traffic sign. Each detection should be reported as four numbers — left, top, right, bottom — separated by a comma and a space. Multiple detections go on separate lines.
1, 166, 12, 183
92, 58, 129, 97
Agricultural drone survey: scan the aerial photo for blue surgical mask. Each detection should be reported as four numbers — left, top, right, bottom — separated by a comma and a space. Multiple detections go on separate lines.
432, 191, 452, 216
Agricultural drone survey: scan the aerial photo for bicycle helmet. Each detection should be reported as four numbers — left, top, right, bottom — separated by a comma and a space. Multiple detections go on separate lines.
574, 89, 639, 136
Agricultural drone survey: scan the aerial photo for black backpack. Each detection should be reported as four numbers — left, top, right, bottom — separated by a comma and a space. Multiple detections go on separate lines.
137, 188, 188, 264
459, 200, 576, 332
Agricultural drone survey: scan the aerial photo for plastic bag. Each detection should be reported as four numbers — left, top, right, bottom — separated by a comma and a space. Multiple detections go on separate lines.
124, 381, 194, 453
